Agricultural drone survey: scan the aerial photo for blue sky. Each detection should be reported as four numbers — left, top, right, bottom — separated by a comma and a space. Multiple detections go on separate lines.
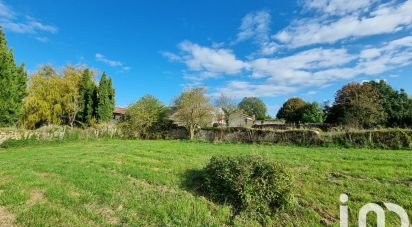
2, 0, 412, 115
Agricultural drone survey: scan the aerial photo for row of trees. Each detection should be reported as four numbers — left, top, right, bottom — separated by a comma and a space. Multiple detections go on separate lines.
23, 66, 115, 129
277, 81, 412, 128
0, 28, 115, 129
120, 88, 275, 140
121, 80, 412, 141
120, 88, 214, 140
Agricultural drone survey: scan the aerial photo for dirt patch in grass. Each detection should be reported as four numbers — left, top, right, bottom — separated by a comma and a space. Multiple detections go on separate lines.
319, 209, 337, 225
0, 207, 15, 227
128, 176, 177, 194
27, 190, 45, 205
98, 207, 119, 225
36, 172, 57, 178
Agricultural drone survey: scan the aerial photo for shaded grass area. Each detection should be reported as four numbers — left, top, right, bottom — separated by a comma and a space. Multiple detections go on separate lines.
0, 139, 411, 226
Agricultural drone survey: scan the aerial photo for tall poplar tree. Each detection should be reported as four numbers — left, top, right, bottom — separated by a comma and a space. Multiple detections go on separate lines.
97, 72, 115, 122
78, 69, 97, 124
0, 28, 27, 126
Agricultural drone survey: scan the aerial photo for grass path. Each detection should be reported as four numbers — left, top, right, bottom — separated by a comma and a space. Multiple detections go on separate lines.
0, 139, 411, 226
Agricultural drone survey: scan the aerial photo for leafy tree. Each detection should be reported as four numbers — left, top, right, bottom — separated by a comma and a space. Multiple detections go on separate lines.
215, 94, 239, 126
0, 28, 27, 126
327, 82, 385, 128
276, 97, 306, 123
172, 88, 213, 140
22, 65, 83, 129
78, 69, 97, 125
120, 95, 165, 138
301, 102, 325, 123
97, 73, 115, 122
365, 80, 412, 128
61, 66, 82, 127
238, 97, 267, 120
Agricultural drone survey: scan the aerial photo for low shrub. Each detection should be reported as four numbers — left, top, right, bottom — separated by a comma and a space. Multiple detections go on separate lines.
200, 155, 293, 223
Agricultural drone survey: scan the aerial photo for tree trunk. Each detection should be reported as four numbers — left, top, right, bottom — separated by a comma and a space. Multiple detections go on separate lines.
189, 126, 195, 140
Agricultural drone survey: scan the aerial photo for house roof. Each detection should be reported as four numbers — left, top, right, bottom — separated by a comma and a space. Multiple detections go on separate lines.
229, 111, 254, 121
113, 107, 126, 114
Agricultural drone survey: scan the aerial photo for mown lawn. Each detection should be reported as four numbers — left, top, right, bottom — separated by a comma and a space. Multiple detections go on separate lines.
0, 139, 411, 226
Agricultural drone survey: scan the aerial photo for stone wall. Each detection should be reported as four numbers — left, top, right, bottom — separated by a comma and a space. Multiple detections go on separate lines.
195, 127, 323, 145
0, 125, 120, 145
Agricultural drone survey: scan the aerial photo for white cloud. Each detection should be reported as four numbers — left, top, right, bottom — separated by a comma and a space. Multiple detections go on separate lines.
96, 53, 123, 67
177, 41, 248, 76
213, 81, 297, 98
235, 11, 278, 55
250, 48, 355, 83
274, 0, 412, 48
161, 51, 182, 62
0, 1, 57, 35
165, 2, 412, 98
0, 1, 14, 19
35, 36, 49, 43
95, 53, 131, 71
236, 11, 271, 43
304, 0, 376, 15
214, 35, 412, 97
307, 91, 317, 96
357, 36, 412, 74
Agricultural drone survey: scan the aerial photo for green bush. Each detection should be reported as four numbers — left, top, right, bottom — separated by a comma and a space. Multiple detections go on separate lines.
201, 155, 293, 222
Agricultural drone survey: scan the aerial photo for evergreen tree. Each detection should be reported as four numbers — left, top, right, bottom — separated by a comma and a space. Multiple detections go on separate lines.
0, 28, 27, 126
78, 69, 97, 124
108, 77, 115, 115
97, 73, 115, 122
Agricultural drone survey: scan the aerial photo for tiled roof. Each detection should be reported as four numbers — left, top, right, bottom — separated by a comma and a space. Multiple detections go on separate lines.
113, 107, 126, 114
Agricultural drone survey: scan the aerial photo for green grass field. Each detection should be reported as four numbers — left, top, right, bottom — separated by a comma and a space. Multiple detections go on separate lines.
0, 139, 411, 226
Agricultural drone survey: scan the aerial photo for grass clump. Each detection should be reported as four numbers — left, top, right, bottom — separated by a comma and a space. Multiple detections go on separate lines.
200, 155, 293, 223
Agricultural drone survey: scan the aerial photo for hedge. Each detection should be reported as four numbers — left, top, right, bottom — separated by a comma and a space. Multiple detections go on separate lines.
196, 128, 412, 150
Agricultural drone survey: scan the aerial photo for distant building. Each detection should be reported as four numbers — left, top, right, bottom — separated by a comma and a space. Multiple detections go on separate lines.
212, 108, 255, 128
227, 111, 255, 127
113, 107, 126, 121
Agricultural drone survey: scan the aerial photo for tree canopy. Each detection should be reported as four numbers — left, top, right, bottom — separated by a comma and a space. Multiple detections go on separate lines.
276, 98, 307, 123
365, 80, 412, 128
22, 65, 115, 129
172, 88, 213, 139
22, 66, 82, 129
276, 98, 324, 123
238, 97, 267, 120
97, 73, 115, 122
78, 69, 97, 125
301, 102, 325, 123
0, 29, 27, 127
120, 95, 165, 138
327, 82, 386, 128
